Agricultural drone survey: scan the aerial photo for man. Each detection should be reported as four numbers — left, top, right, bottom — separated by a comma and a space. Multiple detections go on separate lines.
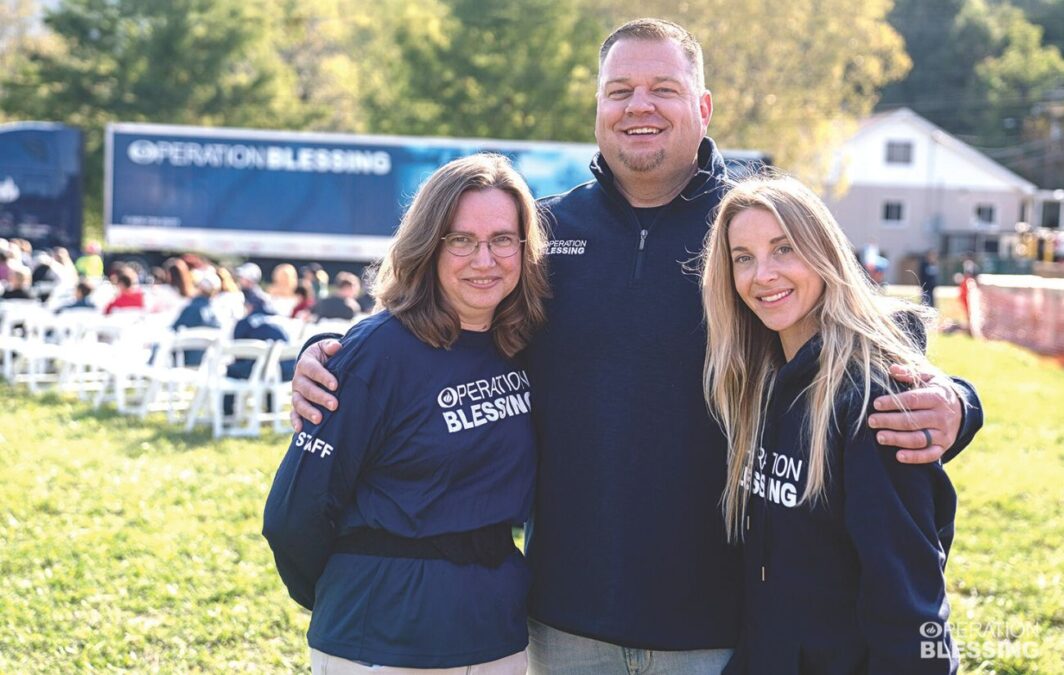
103, 267, 144, 314
308, 271, 362, 322
919, 249, 940, 307
234, 262, 272, 310
289, 19, 981, 673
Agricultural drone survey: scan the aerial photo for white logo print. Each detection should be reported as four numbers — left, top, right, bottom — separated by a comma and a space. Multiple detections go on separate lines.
546, 239, 587, 255
437, 370, 532, 433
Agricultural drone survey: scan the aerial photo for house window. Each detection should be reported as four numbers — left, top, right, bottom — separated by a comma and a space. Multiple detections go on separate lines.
882, 201, 905, 224
885, 141, 913, 164
1042, 201, 1060, 228
975, 204, 996, 225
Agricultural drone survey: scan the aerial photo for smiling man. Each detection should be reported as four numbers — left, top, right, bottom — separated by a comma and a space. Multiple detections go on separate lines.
289, 18, 982, 675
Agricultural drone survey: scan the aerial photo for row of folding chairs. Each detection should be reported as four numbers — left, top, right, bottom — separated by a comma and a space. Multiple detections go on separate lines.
0, 301, 326, 438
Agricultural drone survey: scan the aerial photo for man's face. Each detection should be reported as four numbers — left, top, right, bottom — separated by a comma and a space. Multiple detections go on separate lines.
595, 38, 711, 180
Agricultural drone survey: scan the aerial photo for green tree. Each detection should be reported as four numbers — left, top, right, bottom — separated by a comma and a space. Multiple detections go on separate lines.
0, 0, 56, 123
882, 0, 1064, 185
0, 0, 307, 240
258, 0, 405, 133
362, 0, 603, 142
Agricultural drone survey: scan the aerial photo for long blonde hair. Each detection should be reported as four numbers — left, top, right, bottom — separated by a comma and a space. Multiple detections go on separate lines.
702, 174, 936, 541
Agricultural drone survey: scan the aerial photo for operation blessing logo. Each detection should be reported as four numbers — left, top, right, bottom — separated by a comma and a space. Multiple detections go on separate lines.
740, 447, 804, 508
546, 239, 587, 255
437, 370, 532, 433
126, 139, 391, 175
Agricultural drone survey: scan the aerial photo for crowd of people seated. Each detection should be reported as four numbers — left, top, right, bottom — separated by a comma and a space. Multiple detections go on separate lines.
0, 236, 371, 432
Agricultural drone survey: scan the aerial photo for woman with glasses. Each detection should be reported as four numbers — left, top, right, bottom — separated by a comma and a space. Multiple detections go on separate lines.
263, 153, 549, 674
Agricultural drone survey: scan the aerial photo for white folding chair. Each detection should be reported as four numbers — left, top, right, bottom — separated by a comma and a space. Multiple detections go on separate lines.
0, 300, 43, 382
90, 322, 167, 413
263, 340, 303, 433
135, 327, 222, 421
185, 339, 273, 438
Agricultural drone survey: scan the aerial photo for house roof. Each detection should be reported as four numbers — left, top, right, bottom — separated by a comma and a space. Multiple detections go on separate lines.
852, 107, 1037, 194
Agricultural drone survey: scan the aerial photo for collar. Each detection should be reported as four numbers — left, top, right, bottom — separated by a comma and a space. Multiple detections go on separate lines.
589, 137, 728, 205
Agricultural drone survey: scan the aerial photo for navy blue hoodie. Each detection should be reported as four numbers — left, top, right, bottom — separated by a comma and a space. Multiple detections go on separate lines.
724, 336, 959, 674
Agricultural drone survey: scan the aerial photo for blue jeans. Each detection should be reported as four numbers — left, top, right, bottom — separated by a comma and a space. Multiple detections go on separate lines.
527, 618, 733, 675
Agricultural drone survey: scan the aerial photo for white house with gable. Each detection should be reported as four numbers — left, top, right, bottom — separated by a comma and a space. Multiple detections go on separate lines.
823, 107, 1036, 282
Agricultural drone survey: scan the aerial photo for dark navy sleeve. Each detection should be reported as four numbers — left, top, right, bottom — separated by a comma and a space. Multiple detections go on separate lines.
262, 372, 385, 610
888, 310, 981, 463
941, 377, 982, 464
843, 400, 959, 674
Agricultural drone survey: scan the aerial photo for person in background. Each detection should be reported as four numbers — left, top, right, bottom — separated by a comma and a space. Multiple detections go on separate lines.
75, 240, 104, 279
171, 270, 222, 367
56, 281, 97, 313
104, 267, 145, 315
918, 249, 939, 308
2, 267, 33, 300
213, 266, 246, 326
291, 281, 315, 320
703, 175, 959, 674
165, 257, 196, 299
51, 247, 79, 287
309, 271, 362, 322
263, 153, 547, 674
264, 263, 297, 317
231, 289, 290, 379
234, 262, 270, 308
11, 238, 33, 268
269, 262, 298, 296
30, 250, 62, 302
301, 263, 329, 300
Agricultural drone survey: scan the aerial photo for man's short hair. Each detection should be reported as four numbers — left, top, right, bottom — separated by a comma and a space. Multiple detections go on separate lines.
598, 18, 705, 90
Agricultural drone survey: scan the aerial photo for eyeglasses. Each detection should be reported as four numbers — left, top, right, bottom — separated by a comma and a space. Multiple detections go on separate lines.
440, 233, 525, 258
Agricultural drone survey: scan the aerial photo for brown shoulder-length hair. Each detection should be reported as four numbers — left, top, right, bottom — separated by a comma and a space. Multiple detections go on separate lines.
371, 153, 550, 357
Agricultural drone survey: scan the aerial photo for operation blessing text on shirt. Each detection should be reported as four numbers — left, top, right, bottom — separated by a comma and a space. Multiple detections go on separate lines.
437, 370, 532, 433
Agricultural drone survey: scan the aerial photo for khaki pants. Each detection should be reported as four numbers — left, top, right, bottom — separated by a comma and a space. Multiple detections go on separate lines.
310, 648, 527, 675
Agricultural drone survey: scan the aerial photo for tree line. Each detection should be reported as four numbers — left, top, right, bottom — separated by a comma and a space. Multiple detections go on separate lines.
2, 0, 1062, 235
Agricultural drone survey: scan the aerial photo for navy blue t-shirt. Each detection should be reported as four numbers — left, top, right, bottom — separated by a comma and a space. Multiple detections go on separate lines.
263, 311, 535, 668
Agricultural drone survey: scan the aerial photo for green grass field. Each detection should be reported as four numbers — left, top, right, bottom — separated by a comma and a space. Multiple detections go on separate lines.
1, 333, 1062, 673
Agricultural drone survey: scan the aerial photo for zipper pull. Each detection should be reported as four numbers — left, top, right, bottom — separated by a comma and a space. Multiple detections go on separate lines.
638, 229, 648, 251
746, 515, 751, 531
761, 565, 766, 582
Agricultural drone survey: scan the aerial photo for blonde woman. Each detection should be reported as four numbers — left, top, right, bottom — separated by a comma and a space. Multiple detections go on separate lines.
703, 175, 965, 674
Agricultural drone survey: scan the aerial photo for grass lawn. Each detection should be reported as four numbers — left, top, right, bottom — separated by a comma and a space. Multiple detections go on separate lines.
1, 332, 1062, 673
